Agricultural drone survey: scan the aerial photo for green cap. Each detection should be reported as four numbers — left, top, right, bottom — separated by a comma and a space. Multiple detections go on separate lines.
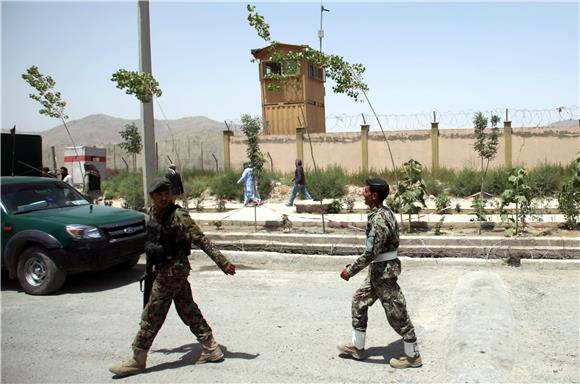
148, 177, 172, 193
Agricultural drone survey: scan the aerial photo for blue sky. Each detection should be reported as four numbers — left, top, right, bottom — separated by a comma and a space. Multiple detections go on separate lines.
2, 1, 578, 132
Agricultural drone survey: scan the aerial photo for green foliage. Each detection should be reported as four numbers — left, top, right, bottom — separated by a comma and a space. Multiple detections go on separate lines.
473, 112, 500, 161
257, 171, 274, 200
343, 196, 356, 213
395, 159, 427, 217
119, 173, 145, 211
435, 194, 451, 214
449, 168, 480, 197
528, 163, 564, 197
22, 66, 68, 119
111, 69, 162, 103
210, 169, 243, 201
434, 215, 445, 235
240, 114, 266, 180
500, 167, 533, 235
118, 123, 142, 170
557, 157, 580, 229
280, 214, 292, 232
246, 4, 368, 102
485, 167, 513, 196
471, 195, 488, 222
327, 199, 343, 214
308, 166, 348, 201
184, 178, 208, 199
385, 196, 401, 213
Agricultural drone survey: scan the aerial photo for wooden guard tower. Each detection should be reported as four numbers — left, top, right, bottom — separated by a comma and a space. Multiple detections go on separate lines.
251, 43, 326, 135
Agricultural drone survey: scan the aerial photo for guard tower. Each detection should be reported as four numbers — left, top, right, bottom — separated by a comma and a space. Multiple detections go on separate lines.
251, 43, 326, 135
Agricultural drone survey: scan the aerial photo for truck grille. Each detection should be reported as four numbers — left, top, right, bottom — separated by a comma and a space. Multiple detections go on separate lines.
100, 219, 146, 243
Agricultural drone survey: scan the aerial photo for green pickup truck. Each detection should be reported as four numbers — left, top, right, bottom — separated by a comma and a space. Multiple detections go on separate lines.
1, 176, 146, 295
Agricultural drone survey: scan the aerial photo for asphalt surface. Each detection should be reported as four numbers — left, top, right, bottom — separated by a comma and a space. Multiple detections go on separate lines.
1, 252, 579, 383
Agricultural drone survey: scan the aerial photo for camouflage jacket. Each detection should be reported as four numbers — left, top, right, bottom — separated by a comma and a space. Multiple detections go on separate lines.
347, 204, 399, 277
148, 204, 230, 272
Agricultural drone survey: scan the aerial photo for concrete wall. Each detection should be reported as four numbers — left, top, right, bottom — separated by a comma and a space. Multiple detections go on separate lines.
230, 124, 579, 172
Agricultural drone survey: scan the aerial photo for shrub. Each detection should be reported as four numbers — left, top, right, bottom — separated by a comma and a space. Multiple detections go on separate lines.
449, 168, 480, 197
435, 194, 451, 214
327, 199, 342, 213
558, 157, 580, 229
308, 166, 348, 200
257, 171, 274, 200
210, 169, 243, 201
119, 172, 144, 211
528, 163, 564, 197
485, 167, 512, 196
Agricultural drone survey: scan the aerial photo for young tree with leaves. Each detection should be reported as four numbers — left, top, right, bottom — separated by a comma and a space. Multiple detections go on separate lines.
118, 123, 143, 171
472, 112, 500, 232
394, 159, 427, 232
240, 114, 266, 194
22, 66, 85, 187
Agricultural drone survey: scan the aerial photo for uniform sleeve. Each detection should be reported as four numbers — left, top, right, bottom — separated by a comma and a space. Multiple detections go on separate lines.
177, 209, 230, 270
347, 216, 387, 277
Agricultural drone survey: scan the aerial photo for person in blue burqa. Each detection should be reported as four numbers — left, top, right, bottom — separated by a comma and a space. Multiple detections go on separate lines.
237, 162, 261, 206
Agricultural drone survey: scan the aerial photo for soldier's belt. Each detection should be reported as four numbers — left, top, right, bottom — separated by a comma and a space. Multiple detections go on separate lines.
372, 250, 398, 263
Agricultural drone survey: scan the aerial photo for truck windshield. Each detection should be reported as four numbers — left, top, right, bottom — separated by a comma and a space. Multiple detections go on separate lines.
1, 181, 90, 214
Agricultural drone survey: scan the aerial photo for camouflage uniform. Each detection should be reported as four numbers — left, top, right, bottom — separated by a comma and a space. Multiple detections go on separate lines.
347, 205, 416, 342
132, 203, 230, 351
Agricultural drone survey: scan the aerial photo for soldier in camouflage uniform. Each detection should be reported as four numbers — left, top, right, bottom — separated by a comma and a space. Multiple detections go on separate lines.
337, 178, 422, 369
110, 178, 236, 377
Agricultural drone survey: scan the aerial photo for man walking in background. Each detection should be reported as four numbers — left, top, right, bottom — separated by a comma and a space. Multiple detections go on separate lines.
286, 159, 312, 206
165, 164, 184, 198
60, 166, 73, 186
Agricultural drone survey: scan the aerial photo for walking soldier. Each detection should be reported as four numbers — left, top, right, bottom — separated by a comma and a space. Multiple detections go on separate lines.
338, 178, 422, 369
109, 178, 236, 376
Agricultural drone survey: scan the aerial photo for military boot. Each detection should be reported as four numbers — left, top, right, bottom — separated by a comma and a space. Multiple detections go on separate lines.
337, 329, 367, 360
389, 341, 422, 369
109, 347, 148, 376
337, 341, 366, 360
195, 335, 224, 364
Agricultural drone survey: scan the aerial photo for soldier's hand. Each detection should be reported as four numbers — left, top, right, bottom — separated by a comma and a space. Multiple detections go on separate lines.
340, 267, 350, 281
223, 263, 236, 275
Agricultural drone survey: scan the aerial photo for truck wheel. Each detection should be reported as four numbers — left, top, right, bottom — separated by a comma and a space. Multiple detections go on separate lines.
17, 247, 66, 295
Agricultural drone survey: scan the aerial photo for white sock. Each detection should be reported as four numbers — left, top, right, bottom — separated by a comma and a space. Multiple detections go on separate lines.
404, 341, 420, 357
352, 330, 366, 350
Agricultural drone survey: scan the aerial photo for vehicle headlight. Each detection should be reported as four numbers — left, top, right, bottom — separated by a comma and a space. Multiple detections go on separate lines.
65, 224, 103, 239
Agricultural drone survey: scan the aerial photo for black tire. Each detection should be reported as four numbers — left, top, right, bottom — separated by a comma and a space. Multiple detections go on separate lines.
17, 247, 66, 295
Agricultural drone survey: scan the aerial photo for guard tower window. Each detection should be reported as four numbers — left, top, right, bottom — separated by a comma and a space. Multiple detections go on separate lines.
308, 64, 325, 81
264, 61, 299, 77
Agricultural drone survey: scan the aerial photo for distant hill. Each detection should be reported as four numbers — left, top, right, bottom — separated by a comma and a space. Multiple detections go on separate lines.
2, 114, 236, 147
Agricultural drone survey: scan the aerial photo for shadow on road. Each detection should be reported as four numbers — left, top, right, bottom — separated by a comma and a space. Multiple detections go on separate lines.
338, 339, 403, 365
132, 343, 260, 376
1, 264, 144, 295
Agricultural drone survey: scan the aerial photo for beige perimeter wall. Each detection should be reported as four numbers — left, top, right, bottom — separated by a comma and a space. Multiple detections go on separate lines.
230, 124, 579, 173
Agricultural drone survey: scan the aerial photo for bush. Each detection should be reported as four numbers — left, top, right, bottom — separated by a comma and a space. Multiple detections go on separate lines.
528, 163, 564, 197
210, 170, 243, 201
308, 166, 348, 200
257, 171, 274, 200
449, 168, 480, 197
485, 167, 512, 196
435, 194, 451, 213
423, 167, 454, 196
119, 173, 145, 211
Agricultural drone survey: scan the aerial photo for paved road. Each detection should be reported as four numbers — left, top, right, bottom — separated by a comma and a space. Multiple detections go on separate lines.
2, 253, 578, 383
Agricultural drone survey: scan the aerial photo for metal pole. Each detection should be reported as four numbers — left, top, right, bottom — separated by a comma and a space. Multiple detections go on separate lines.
138, 0, 156, 204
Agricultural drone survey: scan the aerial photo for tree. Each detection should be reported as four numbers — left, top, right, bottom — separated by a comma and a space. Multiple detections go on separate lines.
240, 114, 266, 194
111, 69, 162, 103
22, 66, 84, 188
394, 159, 427, 232
118, 123, 143, 171
473, 112, 500, 233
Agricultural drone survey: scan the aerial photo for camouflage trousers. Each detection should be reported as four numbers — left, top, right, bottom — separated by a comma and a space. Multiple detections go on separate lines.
351, 259, 416, 342
132, 262, 212, 351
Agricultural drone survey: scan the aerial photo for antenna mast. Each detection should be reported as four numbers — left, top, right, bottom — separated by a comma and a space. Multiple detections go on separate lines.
318, 3, 330, 52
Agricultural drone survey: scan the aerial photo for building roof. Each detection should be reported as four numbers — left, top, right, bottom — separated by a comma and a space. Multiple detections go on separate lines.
251, 42, 311, 60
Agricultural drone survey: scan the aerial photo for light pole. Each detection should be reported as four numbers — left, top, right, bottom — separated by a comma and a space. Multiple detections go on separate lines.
318, 4, 330, 52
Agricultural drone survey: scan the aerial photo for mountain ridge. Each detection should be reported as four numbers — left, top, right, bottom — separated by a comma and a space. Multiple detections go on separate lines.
2, 114, 233, 147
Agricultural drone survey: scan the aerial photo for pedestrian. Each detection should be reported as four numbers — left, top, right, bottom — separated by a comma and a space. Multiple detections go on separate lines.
165, 163, 184, 197
60, 166, 73, 186
83, 163, 102, 203
286, 159, 312, 206
337, 178, 422, 369
41, 166, 56, 178
237, 162, 261, 206
109, 177, 237, 377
